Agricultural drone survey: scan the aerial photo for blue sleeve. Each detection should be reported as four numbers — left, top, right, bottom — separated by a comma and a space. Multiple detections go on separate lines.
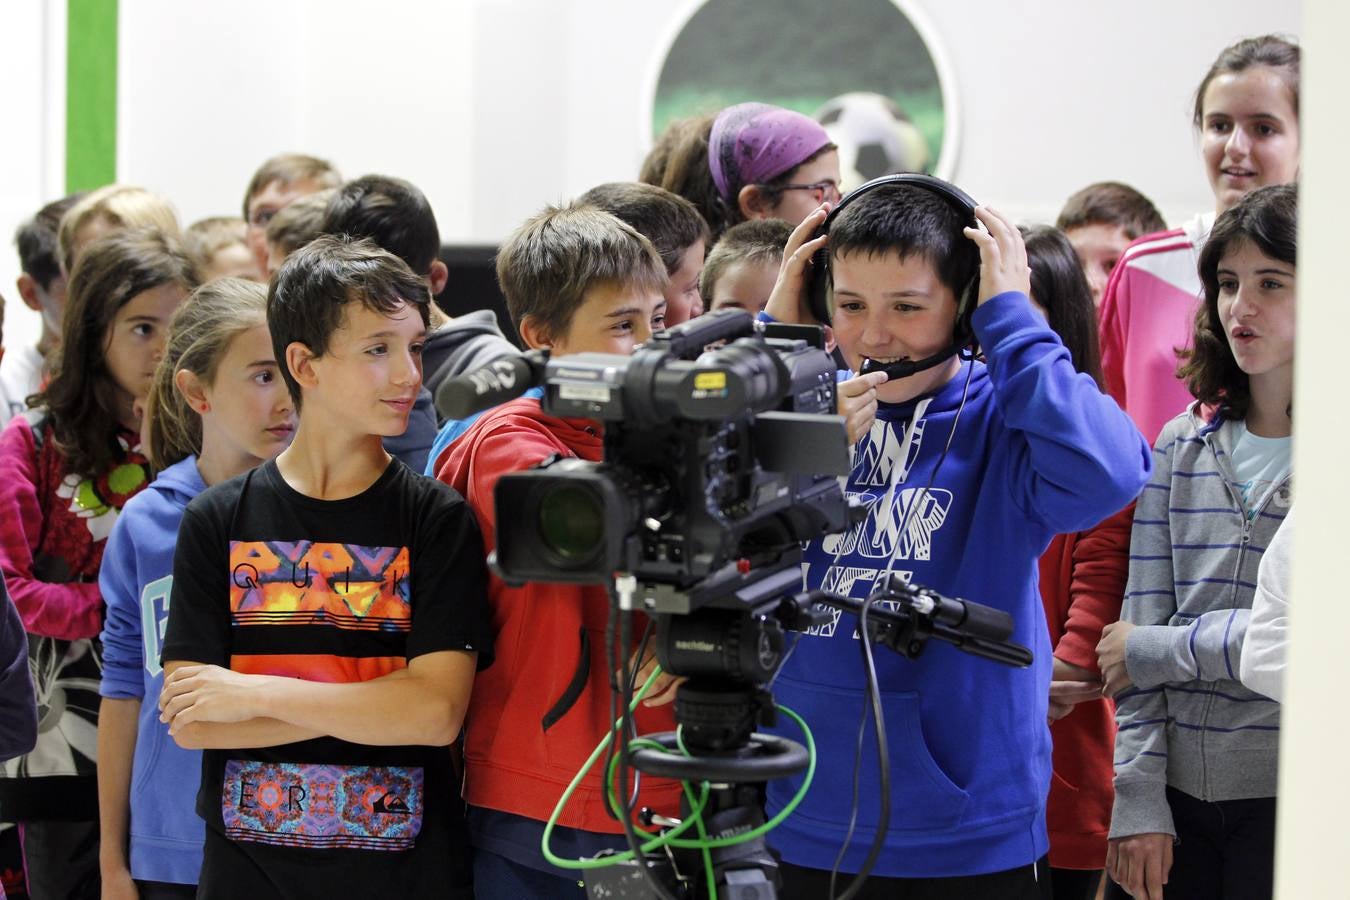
0, 579, 37, 761
976, 291, 1152, 533
98, 512, 147, 700
425, 413, 482, 476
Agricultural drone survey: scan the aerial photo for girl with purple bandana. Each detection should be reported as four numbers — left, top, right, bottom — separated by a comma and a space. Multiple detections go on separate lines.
642, 102, 840, 241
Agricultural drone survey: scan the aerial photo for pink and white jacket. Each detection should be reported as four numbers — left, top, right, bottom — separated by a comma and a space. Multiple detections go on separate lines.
1098, 212, 1215, 444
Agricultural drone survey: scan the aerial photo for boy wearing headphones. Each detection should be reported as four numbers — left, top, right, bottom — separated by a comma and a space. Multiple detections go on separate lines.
762, 182, 1150, 898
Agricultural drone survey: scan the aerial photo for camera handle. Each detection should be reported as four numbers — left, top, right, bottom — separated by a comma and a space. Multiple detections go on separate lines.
806, 576, 1034, 668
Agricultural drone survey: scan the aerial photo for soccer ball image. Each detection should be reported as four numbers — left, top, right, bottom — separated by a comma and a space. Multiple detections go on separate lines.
815, 92, 932, 192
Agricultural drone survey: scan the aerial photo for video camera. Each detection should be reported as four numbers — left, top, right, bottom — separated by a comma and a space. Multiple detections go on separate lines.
484, 309, 854, 605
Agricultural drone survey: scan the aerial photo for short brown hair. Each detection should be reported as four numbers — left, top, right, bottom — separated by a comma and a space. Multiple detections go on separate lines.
322, 175, 441, 276
265, 189, 335, 257
495, 203, 666, 343
184, 216, 247, 267
15, 193, 86, 291
700, 218, 791, 301
1056, 182, 1167, 242
58, 185, 181, 275
241, 153, 341, 219
578, 182, 709, 276
268, 234, 431, 409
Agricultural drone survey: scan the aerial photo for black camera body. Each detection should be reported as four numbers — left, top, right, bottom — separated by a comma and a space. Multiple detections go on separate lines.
493, 310, 855, 614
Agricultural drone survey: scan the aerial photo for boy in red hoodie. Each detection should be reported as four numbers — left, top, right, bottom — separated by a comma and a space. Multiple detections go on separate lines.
432, 201, 682, 897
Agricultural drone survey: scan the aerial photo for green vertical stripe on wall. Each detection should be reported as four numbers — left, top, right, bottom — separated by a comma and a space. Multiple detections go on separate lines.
66, 0, 119, 192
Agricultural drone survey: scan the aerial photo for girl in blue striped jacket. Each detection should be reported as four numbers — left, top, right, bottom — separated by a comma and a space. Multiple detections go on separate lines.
1097, 184, 1296, 900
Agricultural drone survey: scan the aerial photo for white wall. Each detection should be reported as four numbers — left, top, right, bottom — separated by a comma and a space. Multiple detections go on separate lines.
116, 0, 476, 235
468, 0, 1300, 237
0, 0, 65, 362
0, 0, 1303, 355
1276, 0, 1350, 895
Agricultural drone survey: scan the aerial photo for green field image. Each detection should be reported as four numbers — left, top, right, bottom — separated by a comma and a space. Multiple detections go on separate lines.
653, 0, 946, 167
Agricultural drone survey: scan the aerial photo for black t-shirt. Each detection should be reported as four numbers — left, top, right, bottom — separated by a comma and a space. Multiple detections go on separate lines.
162, 458, 493, 898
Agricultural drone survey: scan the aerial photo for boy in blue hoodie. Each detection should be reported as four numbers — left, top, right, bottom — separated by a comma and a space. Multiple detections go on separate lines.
762, 184, 1151, 897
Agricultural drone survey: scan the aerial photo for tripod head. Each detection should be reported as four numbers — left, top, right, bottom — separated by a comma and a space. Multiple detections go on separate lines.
587, 564, 1033, 899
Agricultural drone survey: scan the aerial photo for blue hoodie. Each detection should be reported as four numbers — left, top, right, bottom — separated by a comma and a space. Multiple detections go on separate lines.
766, 293, 1151, 878
99, 456, 206, 885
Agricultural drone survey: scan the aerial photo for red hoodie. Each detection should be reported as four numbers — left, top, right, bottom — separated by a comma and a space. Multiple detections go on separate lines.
1038, 502, 1132, 870
435, 398, 682, 832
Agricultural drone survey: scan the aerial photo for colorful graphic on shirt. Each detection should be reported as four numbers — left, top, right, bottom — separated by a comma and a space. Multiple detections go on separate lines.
221, 760, 424, 850
228, 541, 411, 631
804, 412, 952, 639
54, 440, 152, 542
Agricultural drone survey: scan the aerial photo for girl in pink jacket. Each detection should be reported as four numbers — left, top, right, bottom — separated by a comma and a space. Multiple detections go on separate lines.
1098, 35, 1299, 444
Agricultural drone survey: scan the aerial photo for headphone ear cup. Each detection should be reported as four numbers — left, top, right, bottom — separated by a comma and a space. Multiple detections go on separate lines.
953, 273, 979, 350
806, 235, 832, 325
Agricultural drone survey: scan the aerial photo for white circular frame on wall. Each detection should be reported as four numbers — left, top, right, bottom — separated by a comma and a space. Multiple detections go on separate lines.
640, 0, 963, 182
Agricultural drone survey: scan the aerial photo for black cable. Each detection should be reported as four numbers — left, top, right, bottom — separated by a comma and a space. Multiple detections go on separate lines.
768, 632, 801, 690
607, 584, 680, 900
603, 593, 621, 823
833, 593, 889, 900
828, 618, 872, 897
829, 358, 976, 898
626, 621, 654, 810
603, 618, 653, 821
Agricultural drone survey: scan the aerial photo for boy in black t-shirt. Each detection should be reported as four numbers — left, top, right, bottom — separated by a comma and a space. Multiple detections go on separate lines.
159, 235, 492, 899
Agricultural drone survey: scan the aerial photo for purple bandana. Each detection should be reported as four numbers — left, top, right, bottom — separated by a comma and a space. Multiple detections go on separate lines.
708, 102, 833, 203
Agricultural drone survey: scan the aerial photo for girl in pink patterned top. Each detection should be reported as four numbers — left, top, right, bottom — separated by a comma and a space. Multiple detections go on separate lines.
0, 227, 195, 900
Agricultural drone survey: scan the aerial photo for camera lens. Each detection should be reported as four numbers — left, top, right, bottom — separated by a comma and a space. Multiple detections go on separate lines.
537, 483, 605, 564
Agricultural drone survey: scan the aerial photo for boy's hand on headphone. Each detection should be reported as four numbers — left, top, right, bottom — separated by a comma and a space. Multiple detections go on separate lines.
837, 371, 888, 443
765, 204, 832, 325
963, 206, 1031, 306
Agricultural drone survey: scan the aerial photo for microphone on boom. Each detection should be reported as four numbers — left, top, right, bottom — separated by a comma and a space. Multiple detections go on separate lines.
434, 349, 549, 421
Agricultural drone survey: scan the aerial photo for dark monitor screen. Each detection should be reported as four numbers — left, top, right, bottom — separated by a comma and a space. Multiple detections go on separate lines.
435, 244, 522, 349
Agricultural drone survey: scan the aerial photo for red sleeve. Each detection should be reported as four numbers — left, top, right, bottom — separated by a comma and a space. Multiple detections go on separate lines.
1097, 257, 1132, 413
1053, 501, 1134, 673
0, 417, 102, 640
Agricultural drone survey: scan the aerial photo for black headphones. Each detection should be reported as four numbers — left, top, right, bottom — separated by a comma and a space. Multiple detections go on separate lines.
806, 173, 981, 380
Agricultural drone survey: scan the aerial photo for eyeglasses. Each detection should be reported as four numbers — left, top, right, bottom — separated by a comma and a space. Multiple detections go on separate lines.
774, 180, 842, 204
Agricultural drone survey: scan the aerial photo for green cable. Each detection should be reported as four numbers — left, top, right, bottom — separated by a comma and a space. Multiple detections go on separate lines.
542, 671, 708, 870
674, 727, 718, 900
540, 667, 817, 876
658, 705, 816, 851
596, 734, 715, 897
